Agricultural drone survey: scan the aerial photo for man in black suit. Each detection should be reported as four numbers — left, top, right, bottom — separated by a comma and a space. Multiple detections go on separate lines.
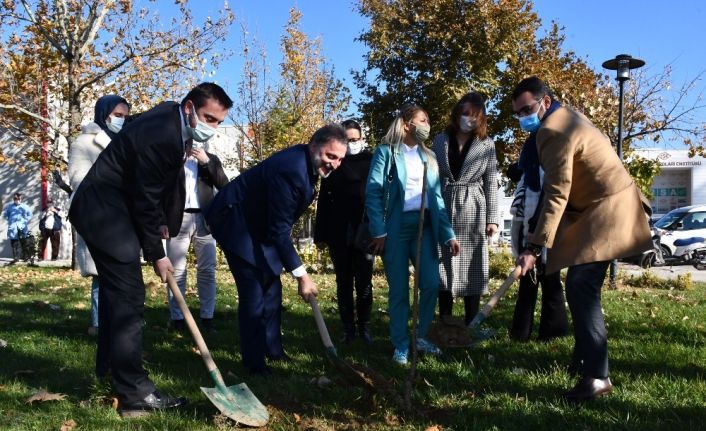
69, 82, 232, 417
205, 124, 348, 375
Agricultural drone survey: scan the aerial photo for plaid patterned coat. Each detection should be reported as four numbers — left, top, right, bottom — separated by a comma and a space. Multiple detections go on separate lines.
432, 133, 498, 296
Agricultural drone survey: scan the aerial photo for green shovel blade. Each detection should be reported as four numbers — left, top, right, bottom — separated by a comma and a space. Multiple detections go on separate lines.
201, 383, 269, 427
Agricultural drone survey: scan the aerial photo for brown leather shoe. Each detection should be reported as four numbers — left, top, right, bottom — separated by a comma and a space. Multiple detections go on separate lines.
563, 377, 613, 402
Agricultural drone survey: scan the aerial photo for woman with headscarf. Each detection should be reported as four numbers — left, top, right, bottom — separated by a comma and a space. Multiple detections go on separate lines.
69, 94, 129, 375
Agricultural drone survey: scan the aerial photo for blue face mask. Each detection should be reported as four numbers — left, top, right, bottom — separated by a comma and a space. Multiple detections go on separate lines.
518, 113, 541, 133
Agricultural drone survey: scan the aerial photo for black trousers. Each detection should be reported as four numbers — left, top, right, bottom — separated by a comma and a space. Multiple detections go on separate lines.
38, 228, 60, 259
224, 252, 285, 372
438, 291, 480, 326
565, 261, 611, 379
510, 271, 569, 341
328, 242, 373, 327
87, 244, 156, 403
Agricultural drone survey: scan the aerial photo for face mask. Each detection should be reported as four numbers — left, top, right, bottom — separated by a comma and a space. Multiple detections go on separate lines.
459, 115, 476, 133
412, 122, 430, 143
518, 113, 541, 133
348, 141, 365, 155
106, 115, 125, 133
518, 101, 546, 133
186, 103, 217, 142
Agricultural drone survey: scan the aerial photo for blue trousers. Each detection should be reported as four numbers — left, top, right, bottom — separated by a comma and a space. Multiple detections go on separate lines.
383, 211, 440, 351
225, 252, 285, 372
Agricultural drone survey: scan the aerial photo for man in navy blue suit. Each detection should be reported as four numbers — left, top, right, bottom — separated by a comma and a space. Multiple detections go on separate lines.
205, 124, 348, 375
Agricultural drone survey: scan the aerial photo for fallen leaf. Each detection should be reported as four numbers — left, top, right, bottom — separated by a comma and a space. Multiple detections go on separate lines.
191, 346, 201, 355
60, 419, 77, 431
293, 413, 301, 423
0, 339, 7, 348
26, 389, 67, 404
423, 378, 434, 387
425, 425, 443, 431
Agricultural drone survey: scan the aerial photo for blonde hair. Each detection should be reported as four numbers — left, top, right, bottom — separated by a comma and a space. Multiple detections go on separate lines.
381, 104, 438, 171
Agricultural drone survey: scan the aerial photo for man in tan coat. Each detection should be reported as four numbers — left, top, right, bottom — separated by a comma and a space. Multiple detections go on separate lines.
513, 77, 651, 402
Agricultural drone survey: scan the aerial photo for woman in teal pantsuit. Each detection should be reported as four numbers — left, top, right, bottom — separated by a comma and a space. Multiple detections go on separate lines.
366, 105, 461, 365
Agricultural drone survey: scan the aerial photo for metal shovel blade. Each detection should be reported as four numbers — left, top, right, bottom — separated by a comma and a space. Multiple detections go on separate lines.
201, 382, 269, 427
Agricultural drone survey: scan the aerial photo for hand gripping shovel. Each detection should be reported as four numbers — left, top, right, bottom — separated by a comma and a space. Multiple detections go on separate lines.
166, 273, 268, 427
467, 265, 522, 337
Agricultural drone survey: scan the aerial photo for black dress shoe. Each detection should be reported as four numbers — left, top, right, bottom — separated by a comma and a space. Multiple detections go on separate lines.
359, 324, 372, 346
563, 377, 613, 402
119, 391, 188, 418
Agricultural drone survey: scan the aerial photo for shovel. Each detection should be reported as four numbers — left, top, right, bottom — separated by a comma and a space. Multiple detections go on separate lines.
309, 297, 404, 407
166, 273, 269, 427
467, 265, 522, 337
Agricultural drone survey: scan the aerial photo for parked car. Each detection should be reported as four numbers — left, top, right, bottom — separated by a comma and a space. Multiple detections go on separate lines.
652, 204, 706, 256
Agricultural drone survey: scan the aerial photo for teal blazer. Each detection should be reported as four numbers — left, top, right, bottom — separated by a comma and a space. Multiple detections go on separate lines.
365, 144, 455, 246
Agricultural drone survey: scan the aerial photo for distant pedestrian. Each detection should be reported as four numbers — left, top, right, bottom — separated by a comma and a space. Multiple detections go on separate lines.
38, 199, 63, 261
3, 192, 33, 264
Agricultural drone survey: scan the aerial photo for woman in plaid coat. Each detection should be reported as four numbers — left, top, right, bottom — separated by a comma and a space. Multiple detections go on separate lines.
432, 92, 499, 325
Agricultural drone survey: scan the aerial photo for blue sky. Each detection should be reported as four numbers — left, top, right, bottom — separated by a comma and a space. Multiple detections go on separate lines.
198, 0, 705, 132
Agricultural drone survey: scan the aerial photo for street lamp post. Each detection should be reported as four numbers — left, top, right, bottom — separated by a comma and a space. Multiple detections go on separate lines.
602, 54, 646, 287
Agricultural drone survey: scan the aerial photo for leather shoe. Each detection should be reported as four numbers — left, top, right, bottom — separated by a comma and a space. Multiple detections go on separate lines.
119, 391, 188, 418
563, 377, 613, 402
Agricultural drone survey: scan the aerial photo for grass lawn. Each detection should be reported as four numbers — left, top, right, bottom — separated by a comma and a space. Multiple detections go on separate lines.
1, 263, 705, 430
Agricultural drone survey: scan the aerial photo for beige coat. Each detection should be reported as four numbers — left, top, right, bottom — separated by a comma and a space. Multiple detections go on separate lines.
529, 106, 652, 274
68, 123, 112, 277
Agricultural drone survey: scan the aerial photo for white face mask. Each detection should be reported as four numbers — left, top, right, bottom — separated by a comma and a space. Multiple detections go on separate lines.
459, 115, 476, 133
186, 102, 218, 142
106, 115, 125, 133
347, 141, 365, 155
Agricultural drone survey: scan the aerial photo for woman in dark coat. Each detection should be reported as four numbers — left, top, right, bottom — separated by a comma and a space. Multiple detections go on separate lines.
314, 120, 375, 344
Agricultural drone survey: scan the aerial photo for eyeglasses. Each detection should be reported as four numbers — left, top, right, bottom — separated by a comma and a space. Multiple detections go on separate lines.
512, 99, 542, 119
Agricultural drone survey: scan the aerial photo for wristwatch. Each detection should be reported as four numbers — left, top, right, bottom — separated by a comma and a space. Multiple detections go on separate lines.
526, 243, 543, 258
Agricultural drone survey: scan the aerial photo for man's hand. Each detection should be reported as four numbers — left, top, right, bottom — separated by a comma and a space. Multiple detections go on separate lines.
159, 225, 169, 239
516, 250, 537, 277
486, 223, 499, 237
153, 256, 174, 282
190, 147, 210, 165
297, 273, 318, 303
448, 239, 461, 256
370, 236, 386, 255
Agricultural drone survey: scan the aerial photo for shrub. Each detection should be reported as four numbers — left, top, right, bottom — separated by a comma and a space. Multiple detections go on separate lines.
489, 246, 515, 280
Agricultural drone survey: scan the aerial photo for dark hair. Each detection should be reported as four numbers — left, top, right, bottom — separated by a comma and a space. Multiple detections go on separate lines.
310, 123, 348, 148
511, 76, 554, 101
446, 91, 488, 139
13, 192, 21, 199
341, 119, 362, 133
181, 82, 233, 110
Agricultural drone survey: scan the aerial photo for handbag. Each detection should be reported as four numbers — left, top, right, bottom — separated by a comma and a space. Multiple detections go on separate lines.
352, 148, 397, 254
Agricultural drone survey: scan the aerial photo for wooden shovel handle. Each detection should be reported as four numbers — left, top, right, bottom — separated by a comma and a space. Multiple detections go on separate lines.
166, 272, 221, 379
309, 297, 335, 350
469, 265, 522, 328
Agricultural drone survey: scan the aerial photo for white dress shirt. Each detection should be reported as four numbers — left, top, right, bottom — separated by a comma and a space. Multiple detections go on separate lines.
403, 144, 426, 212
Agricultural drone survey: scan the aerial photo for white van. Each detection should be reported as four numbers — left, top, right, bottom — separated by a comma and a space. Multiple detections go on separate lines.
653, 204, 706, 256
